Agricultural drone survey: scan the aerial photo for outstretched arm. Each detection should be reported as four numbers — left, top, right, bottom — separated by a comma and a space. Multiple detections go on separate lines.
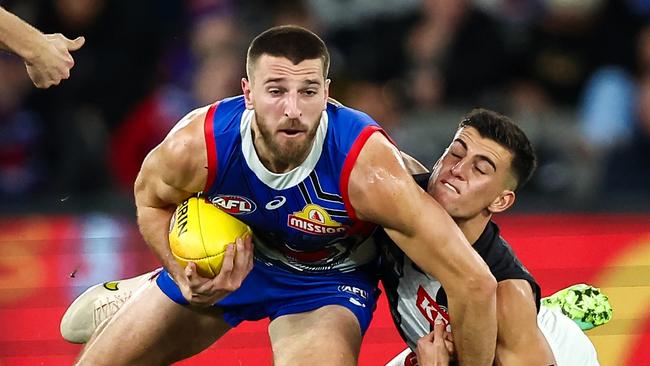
494, 280, 556, 366
0, 6, 84, 88
349, 132, 497, 366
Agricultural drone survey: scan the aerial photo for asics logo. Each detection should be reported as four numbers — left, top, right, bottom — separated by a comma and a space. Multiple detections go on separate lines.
265, 196, 287, 210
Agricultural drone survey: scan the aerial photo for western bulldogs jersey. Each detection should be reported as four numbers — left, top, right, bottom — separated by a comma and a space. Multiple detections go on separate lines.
202, 95, 385, 274
378, 173, 541, 351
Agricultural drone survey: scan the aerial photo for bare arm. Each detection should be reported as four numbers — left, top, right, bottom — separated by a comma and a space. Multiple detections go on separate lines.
495, 280, 556, 366
134, 108, 207, 276
400, 151, 429, 175
349, 132, 497, 366
135, 107, 253, 305
0, 6, 84, 88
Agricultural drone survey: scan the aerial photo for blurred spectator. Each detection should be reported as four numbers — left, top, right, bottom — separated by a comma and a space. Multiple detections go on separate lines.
26, 0, 185, 195
602, 74, 650, 194
109, 12, 243, 193
0, 55, 44, 198
508, 0, 639, 111
403, 0, 511, 108
579, 67, 636, 152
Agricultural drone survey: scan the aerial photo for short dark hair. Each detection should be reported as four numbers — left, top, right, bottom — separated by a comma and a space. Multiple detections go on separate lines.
246, 25, 330, 79
459, 108, 537, 190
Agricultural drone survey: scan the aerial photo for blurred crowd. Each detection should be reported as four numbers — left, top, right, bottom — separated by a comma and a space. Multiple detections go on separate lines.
1, 0, 649, 212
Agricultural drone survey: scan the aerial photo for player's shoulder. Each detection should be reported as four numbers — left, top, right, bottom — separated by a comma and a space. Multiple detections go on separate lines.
216, 95, 246, 112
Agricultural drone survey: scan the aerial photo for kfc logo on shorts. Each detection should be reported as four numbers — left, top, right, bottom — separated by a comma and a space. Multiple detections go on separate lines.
416, 286, 450, 327
211, 195, 256, 215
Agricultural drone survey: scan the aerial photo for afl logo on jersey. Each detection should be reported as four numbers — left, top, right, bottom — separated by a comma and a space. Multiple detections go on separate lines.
211, 195, 257, 215
288, 204, 347, 235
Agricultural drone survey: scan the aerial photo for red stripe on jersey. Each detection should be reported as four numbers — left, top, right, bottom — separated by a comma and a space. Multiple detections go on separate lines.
203, 102, 219, 193
339, 125, 390, 221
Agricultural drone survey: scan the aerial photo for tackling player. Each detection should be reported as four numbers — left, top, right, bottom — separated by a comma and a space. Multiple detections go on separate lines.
382, 109, 606, 366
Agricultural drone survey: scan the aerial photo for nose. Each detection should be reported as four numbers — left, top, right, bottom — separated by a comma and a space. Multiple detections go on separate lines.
284, 92, 302, 119
450, 159, 468, 181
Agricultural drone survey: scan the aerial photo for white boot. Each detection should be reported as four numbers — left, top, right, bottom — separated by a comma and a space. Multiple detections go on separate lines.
60, 269, 161, 343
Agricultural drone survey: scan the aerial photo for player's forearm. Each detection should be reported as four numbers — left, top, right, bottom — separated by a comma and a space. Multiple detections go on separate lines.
448, 293, 497, 366
137, 205, 182, 278
386, 197, 498, 364
0, 7, 45, 60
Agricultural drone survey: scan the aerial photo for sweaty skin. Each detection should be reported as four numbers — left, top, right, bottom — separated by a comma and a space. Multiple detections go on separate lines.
350, 133, 498, 366
76, 49, 497, 365
401, 129, 555, 365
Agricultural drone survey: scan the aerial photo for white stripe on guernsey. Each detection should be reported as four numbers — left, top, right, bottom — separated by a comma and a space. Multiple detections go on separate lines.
240, 109, 329, 189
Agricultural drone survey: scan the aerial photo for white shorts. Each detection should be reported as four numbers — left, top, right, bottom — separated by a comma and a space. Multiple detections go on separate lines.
537, 306, 600, 366
385, 307, 600, 366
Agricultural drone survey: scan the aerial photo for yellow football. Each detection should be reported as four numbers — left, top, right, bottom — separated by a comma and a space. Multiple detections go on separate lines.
169, 196, 252, 278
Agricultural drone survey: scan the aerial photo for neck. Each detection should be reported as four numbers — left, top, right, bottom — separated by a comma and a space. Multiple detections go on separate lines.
454, 210, 492, 245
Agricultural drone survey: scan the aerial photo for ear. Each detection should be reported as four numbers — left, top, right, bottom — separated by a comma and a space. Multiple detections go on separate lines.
242, 78, 254, 110
488, 190, 515, 214
323, 79, 331, 107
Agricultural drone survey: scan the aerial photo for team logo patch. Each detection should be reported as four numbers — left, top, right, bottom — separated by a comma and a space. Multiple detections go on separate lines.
288, 204, 347, 235
103, 281, 119, 291
211, 195, 256, 215
416, 286, 450, 326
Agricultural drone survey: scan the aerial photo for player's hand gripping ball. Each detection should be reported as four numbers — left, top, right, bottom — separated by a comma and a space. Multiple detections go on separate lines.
169, 196, 252, 278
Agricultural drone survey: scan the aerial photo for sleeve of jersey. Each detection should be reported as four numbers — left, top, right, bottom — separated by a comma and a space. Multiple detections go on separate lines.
489, 239, 543, 312
203, 102, 219, 193
202, 96, 247, 195
336, 107, 397, 222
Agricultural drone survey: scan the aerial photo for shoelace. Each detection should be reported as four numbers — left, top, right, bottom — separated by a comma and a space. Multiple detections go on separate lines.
93, 290, 133, 327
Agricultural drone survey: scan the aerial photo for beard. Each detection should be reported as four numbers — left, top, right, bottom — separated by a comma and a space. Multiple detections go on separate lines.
254, 112, 320, 168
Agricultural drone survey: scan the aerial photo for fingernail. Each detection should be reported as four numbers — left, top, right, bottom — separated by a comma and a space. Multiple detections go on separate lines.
434, 318, 443, 325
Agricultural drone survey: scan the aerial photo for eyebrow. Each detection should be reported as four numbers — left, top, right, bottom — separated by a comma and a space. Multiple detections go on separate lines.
263, 77, 321, 86
454, 139, 497, 171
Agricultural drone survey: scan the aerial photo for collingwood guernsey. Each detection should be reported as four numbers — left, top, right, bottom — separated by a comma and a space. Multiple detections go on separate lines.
377, 173, 541, 351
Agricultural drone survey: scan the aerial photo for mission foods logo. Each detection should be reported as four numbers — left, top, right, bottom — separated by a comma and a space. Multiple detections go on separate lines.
288, 204, 347, 235
211, 195, 256, 215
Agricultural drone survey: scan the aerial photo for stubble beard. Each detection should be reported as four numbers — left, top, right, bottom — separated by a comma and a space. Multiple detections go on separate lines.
254, 112, 320, 169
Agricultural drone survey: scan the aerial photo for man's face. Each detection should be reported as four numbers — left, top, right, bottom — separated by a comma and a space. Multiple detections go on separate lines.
428, 126, 515, 219
243, 55, 329, 167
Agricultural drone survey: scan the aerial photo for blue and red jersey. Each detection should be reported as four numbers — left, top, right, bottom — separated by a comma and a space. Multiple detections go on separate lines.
201, 95, 388, 273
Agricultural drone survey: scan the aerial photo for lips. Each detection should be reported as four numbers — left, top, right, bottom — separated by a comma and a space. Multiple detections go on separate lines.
279, 129, 304, 136
441, 180, 459, 194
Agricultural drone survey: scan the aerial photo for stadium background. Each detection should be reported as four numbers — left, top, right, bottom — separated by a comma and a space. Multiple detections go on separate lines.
1, 0, 649, 364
